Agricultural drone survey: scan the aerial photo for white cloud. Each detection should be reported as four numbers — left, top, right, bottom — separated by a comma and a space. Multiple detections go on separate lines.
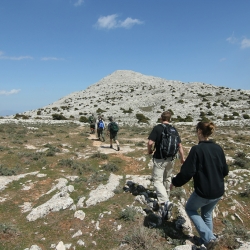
95, 14, 143, 29
0, 89, 21, 95
74, 0, 84, 7
119, 17, 143, 29
41, 57, 65, 61
226, 33, 250, 49
0, 51, 33, 60
226, 33, 237, 44
96, 14, 118, 29
241, 38, 250, 49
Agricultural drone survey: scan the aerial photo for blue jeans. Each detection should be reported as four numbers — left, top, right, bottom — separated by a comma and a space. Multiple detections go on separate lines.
185, 191, 221, 244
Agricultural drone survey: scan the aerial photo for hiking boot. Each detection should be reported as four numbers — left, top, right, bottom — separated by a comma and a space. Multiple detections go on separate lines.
117, 145, 120, 151
191, 235, 202, 246
205, 239, 218, 250
152, 201, 160, 212
162, 201, 173, 220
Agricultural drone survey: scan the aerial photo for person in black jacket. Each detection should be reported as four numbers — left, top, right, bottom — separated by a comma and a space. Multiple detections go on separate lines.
171, 121, 228, 249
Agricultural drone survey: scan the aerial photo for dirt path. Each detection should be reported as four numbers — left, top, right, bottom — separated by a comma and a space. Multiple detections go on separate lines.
88, 133, 135, 155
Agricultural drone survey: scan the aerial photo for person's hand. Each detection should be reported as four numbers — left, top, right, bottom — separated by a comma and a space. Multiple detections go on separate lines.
180, 158, 185, 164
170, 183, 174, 190
148, 149, 153, 155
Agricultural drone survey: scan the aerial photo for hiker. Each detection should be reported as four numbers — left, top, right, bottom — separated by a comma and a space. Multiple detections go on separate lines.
107, 116, 120, 151
97, 116, 105, 141
170, 121, 228, 249
88, 113, 96, 134
147, 111, 185, 220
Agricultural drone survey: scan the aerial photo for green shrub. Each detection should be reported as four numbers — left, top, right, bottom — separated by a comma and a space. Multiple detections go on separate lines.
136, 113, 150, 123
243, 114, 250, 119
119, 207, 137, 221
79, 116, 88, 123
0, 164, 19, 176
177, 99, 184, 104
14, 114, 29, 119
102, 163, 119, 172
96, 108, 106, 113
52, 114, 67, 120
91, 152, 108, 160
233, 111, 239, 116
44, 144, 60, 156
121, 108, 133, 114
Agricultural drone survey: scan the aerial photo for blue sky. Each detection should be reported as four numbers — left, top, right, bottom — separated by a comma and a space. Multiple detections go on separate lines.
0, 0, 250, 116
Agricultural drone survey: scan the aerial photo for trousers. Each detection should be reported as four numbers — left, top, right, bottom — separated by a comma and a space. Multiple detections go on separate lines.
185, 191, 220, 244
151, 158, 174, 204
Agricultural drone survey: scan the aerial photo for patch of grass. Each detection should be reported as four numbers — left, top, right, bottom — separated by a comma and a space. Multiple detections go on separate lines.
220, 219, 250, 249
102, 163, 119, 172
0, 223, 19, 235
119, 207, 138, 221
135, 141, 145, 147
170, 187, 186, 200
123, 223, 170, 250
91, 152, 108, 160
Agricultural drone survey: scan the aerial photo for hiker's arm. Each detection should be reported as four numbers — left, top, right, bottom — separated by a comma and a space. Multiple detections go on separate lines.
178, 143, 185, 164
147, 140, 154, 154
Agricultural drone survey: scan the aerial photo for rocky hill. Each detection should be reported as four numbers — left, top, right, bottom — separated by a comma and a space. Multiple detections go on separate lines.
14, 70, 250, 126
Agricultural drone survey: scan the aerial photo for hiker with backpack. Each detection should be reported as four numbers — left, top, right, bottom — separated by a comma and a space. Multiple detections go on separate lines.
97, 116, 105, 141
170, 121, 228, 249
88, 113, 96, 134
147, 111, 185, 221
107, 116, 120, 151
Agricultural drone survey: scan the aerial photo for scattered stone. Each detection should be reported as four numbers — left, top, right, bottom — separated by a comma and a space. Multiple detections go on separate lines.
74, 210, 85, 220
85, 173, 123, 207
72, 229, 82, 238
26, 191, 74, 221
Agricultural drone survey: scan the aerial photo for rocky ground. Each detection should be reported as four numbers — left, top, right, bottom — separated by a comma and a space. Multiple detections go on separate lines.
0, 120, 250, 249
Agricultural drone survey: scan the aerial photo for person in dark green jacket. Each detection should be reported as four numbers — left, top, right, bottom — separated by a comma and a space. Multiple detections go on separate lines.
171, 121, 228, 250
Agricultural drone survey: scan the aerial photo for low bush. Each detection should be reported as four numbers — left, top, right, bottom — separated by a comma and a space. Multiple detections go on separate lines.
0, 164, 19, 176
119, 207, 137, 221
91, 152, 108, 160
52, 114, 67, 120
102, 163, 119, 172
136, 113, 150, 124
79, 116, 88, 123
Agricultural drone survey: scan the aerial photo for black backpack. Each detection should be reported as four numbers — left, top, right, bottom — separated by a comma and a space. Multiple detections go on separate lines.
159, 124, 179, 160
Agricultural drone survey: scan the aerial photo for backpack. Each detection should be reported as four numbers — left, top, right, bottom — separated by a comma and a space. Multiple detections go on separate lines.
110, 122, 119, 133
89, 116, 94, 124
159, 124, 179, 160
98, 120, 104, 129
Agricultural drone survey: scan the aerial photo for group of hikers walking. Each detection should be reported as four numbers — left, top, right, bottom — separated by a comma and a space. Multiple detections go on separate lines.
88, 113, 120, 151
88, 111, 228, 249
